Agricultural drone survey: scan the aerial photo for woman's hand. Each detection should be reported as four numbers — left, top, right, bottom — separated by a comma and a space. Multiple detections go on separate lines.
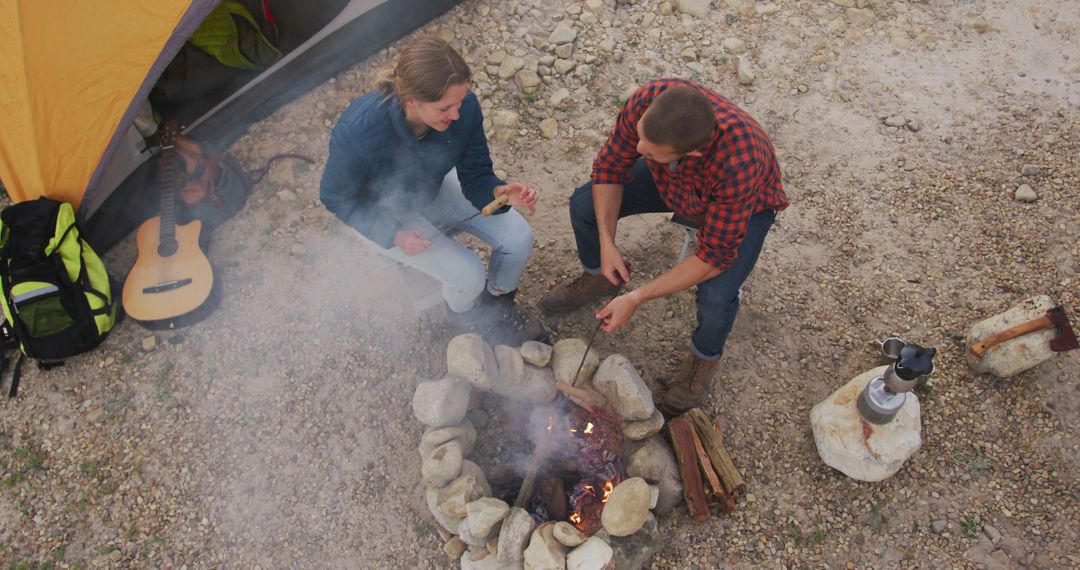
595, 290, 642, 333
494, 183, 537, 215
394, 229, 432, 256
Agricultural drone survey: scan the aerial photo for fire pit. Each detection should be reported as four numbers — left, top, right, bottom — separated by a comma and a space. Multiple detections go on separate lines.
410, 334, 680, 569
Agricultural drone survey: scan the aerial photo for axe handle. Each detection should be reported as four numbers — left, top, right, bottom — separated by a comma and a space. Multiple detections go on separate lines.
969, 315, 1053, 358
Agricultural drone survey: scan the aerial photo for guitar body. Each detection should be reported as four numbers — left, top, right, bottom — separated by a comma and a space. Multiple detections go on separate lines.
122, 217, 214, 325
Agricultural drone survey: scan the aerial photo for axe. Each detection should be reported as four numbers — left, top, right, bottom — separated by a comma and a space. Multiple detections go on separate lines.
969, 306, 1078, 358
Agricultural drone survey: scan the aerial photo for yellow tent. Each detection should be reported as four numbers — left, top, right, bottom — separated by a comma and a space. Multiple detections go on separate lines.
0, 0, 460, 254
0, 0, 217, 210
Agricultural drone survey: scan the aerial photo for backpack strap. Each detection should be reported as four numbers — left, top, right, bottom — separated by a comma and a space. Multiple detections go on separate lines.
6, 353, 22, 398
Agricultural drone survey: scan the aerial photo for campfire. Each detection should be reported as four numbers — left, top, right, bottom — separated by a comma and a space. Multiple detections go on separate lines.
522, 406, 624, 536
411, 334, 673, 568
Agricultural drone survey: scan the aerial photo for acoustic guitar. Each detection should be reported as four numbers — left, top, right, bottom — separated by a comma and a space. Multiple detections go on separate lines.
122, 121, 215, 327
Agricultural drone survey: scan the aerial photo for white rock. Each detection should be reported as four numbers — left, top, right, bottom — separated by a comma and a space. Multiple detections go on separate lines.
810, 366, 922, 482
736, 55, 756, 85
592, 354, 655, 421
622, 409, 664, 441
438, 474, 488, 519
567, 536, 614, 570
461, 460, 492, 498
521, 340, 554, 366
1014, 184, 1037, 203
722, 37, 747, 54
551, 338, 601, 385
426, 486, 464, 534
523, 522, 567, 570
497, 507, 537, 564
448, 333, 499, 390
675, 0, 711, 17
624, 435, 683, 514
412, 377, 471, 427
494, 345, 525, 386
600, 477, 652, 536
553, 521, 587, 547
554, 58, 576, 75
460, 550, 504, 570
967, 295, 1056, 376
549, 88, 571, 107
421, 441, 463, 487
539, 118, 559, 139
884, 115, 907, 127
549, 23, 578, 45
515, 70, 542, 93
499, 56, 526, 80
466, 497, 510, 538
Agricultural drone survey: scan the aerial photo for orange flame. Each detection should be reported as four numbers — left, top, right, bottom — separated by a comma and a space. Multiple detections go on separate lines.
570, 512, 581, 524
584, 422, 595, 434
601, 481, 614, 503
583, 484, 595, 495
546, 416, 553, 433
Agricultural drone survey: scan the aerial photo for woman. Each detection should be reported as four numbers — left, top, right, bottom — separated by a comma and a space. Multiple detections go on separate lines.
320, 37, 545, 343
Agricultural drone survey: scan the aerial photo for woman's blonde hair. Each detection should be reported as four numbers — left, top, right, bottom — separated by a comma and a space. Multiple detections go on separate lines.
376, 37, 471, 102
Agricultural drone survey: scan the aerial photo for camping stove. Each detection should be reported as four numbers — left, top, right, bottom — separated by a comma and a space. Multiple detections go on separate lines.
857, 338, 936, 425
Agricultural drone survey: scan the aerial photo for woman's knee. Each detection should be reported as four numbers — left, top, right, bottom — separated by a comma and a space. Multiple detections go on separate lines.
455, 255, 487, 297
497, 216, 535, 255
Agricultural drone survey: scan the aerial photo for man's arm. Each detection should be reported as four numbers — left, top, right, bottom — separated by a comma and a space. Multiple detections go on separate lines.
595, 255, 721, 332
593, 183, 629, 284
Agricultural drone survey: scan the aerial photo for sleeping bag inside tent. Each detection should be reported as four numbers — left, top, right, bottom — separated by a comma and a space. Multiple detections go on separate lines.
0, 0, 460, 252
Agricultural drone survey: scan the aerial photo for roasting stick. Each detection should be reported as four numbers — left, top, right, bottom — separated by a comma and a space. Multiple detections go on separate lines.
429, 194, 510, 238
570, 281, 625, 388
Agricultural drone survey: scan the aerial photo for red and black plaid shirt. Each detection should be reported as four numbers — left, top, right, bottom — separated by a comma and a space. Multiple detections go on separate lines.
592, 78, 788, 271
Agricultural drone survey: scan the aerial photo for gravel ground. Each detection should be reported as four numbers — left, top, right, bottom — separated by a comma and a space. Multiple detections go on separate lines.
2, 0, 1078, 568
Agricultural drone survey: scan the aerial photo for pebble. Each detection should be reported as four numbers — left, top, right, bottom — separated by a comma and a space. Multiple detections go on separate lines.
1014, 184, 1038, 202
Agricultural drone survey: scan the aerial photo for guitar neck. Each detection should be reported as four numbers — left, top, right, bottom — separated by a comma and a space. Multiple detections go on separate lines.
159, 143, 177, 242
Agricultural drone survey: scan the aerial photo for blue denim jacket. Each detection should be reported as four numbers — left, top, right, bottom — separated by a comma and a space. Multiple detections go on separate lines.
319, 89, 505, 248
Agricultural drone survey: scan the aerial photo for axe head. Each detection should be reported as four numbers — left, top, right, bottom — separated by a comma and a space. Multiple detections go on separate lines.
1048, 307, 1079, 352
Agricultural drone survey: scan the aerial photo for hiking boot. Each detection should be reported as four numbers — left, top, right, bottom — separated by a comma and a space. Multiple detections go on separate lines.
540, 271, 621, 314
480, 289, 550, 345
656, 351, 720, 415
444, 304, 490, 337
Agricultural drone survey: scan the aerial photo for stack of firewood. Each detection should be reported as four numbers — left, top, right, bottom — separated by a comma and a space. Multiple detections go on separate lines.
667, 408, 745, 522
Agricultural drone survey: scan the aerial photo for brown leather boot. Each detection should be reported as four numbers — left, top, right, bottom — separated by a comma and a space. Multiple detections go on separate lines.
540, 271, 620, 314
657, 352, 720, 415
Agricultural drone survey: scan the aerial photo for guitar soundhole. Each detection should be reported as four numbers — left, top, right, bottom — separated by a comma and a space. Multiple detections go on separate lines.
157, 238, 179, 257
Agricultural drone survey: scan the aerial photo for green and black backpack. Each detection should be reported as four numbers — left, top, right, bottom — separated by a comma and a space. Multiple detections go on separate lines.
0, 198, 118, 396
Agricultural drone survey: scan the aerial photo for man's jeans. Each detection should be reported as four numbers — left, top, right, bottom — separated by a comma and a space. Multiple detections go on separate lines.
569, 158, 776, 360
358, 169, 533, 312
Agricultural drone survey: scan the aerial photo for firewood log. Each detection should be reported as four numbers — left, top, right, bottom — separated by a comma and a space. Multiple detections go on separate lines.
687, 408, 745, 496
539, 478, 568, 521
667, 416, 710, 522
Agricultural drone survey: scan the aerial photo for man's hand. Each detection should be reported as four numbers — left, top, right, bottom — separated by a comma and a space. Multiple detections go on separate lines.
494, 183, 537, 215
394, 229, 432, 256
599, 243, 631, 286
596, 289, 642, 333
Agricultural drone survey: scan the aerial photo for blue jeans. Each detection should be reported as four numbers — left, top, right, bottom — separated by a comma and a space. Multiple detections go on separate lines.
569, 159, 776, 360
358, 170, 533, 312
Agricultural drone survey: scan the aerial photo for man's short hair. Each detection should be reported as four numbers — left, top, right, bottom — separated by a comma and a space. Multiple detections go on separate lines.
640, 85, 716, 154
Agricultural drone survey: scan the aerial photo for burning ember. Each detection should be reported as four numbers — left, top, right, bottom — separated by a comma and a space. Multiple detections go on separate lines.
527, 406, 623, 535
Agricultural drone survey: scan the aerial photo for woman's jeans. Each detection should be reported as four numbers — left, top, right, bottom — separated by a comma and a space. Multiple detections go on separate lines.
569, 159, 776, 361
358, 170, 533, 313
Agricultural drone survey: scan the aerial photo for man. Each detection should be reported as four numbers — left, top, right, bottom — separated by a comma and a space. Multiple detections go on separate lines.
541, 78, 788, 414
